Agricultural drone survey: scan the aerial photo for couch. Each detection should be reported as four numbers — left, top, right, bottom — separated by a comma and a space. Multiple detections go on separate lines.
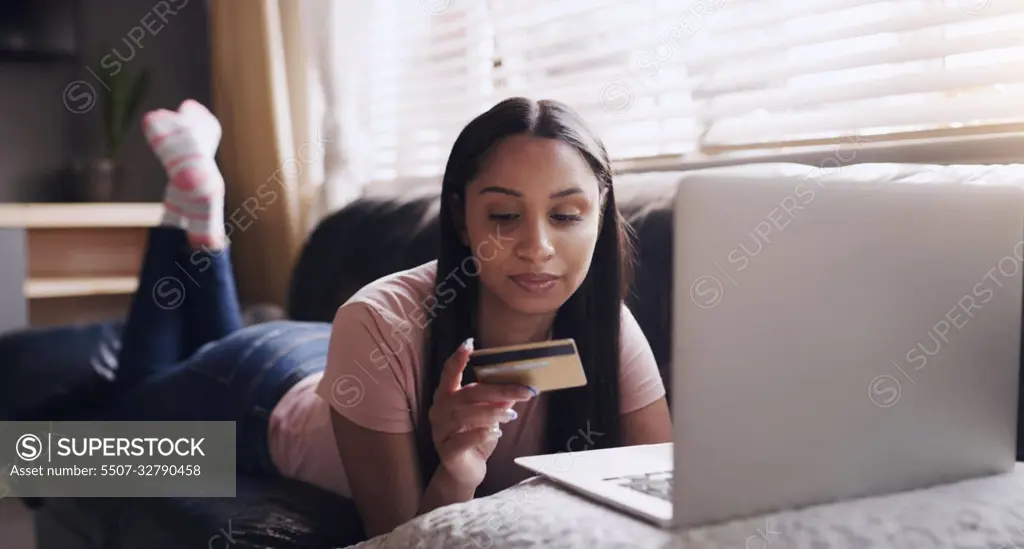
2, 162, 1021, 548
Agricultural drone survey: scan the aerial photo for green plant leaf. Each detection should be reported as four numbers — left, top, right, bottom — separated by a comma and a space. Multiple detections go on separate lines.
92, 44, 151, 159
104, 68, 150, 159
101, 70, 115, 158
110, 70, 125, 158
119, 70, 151, 154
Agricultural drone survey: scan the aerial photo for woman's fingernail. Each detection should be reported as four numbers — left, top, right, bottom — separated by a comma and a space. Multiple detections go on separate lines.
462, 337, 475, 352
490, 424, 503, 437
505, 408, 518, 421
521, 385, 538, 396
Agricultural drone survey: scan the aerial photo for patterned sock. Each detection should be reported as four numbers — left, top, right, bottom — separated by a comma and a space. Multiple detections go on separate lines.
142, 99, 225, 247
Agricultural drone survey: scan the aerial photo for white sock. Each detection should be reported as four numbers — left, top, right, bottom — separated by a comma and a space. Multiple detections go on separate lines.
142, 99, 225, 247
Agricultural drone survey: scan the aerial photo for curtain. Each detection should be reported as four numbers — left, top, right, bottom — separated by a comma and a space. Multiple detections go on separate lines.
209, 0, 316, 307
304, 0, 373, 227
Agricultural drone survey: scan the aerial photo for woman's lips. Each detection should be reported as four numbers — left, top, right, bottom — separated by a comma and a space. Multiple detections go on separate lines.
510, 273, 559, 294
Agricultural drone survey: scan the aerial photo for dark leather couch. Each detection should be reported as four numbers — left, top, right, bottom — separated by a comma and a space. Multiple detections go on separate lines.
5, 171, 679, 549
6, 165, 1022, 548
287, 172, 680, 386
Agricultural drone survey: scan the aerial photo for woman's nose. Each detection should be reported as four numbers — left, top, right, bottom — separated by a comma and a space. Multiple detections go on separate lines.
516, 219, 555, 261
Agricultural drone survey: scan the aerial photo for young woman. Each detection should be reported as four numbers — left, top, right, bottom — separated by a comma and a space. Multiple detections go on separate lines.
37, 97, 671, 538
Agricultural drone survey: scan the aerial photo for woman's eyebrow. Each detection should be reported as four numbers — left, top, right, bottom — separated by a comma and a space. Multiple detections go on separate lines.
477, 186, 584, 198
478, 185, 522, 197
549, 187, 583, 199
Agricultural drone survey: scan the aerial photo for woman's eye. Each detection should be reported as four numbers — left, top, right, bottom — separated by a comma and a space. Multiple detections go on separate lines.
552, 213, 584, 223
489, 213, 519, 222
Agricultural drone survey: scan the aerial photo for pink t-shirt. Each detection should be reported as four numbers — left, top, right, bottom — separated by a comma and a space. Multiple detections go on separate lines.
267, 260, 665, 499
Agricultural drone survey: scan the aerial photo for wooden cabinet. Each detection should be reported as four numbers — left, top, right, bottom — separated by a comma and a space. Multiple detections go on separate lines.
0, 203, 163, 332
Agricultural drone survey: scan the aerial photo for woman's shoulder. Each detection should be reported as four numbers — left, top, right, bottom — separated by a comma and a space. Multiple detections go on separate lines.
318, 262, 438, 433
619, 301, 643, 338
337, 260, 439, 325
617, 301, 657, 374
617, 301, 667, 414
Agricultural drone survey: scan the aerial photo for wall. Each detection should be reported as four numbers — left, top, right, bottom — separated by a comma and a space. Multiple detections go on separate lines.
0, 0, 210, 202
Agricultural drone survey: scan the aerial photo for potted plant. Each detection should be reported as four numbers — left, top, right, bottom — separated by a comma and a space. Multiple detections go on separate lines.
78, 65, 150, 202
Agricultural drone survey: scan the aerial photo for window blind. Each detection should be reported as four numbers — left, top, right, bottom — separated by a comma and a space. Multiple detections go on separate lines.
335, 0, 1024, 182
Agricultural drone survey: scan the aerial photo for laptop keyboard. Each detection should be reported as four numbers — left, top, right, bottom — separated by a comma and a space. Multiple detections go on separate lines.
605, 470, 673, 501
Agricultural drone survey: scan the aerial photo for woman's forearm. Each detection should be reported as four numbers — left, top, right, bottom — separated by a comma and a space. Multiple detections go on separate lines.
418, 466, 477, 516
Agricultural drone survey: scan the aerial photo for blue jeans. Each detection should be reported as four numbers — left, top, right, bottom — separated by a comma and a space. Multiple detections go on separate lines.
92, 227, 330, 475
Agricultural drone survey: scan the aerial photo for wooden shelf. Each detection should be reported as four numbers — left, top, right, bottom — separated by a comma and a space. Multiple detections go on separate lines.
0, 50, 80, 64
0, 203, 162, 330
0, 203, 163, 229
25, 276, 139, 299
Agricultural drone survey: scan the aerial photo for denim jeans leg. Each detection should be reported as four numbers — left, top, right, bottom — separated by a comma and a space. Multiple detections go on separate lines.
236, 326, 332, 473
110, 227, 191, 395
100, 320, 332, 475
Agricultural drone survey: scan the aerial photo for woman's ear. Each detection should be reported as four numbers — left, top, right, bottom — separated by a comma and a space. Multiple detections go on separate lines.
449, 193, 470, 247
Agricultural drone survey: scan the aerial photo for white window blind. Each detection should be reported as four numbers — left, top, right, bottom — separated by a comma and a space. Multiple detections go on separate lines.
333, 0, 1024, 182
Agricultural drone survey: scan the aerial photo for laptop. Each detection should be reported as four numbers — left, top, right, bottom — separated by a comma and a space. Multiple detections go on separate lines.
516, 168, 1023, 529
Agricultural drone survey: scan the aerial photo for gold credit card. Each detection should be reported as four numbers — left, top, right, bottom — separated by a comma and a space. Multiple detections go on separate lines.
469, 338, 587, 393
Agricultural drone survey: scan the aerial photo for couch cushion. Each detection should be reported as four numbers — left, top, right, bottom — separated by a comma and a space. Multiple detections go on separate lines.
1, 319, 368, 549
0, 320, 123, 421
37, 474, 365, 549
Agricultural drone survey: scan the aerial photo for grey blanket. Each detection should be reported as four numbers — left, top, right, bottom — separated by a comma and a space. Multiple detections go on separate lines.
347, 463, 1024, 548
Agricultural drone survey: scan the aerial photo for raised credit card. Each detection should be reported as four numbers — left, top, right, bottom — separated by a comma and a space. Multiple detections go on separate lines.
469, 338, 587, 393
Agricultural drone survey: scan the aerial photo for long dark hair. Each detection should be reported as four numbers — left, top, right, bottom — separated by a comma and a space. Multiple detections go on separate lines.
417, 97, 636, 486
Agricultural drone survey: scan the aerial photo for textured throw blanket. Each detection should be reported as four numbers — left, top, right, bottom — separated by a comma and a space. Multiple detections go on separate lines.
346, 463, 1024, 548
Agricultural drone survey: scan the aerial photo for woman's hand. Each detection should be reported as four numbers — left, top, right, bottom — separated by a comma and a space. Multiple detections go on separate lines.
428, 338, 536, 488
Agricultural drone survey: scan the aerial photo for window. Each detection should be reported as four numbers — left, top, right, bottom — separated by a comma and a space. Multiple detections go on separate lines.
330, 0, 1024, 182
